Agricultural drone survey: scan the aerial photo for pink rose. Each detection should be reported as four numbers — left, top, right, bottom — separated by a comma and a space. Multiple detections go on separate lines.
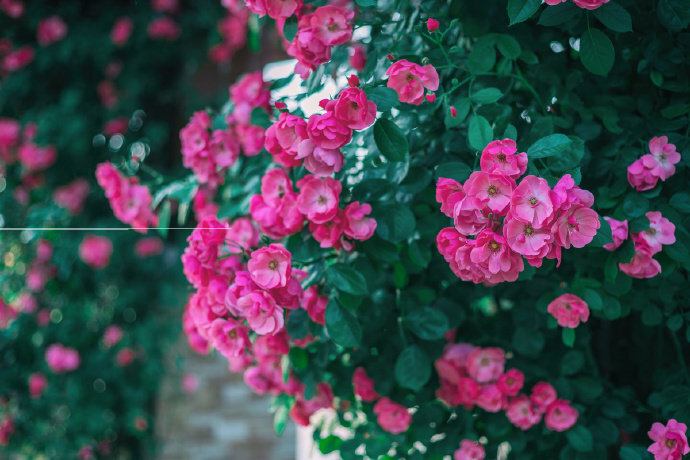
295, 139, 344, 177
135, 237, 164, 258
309, 210, 345, 249
456, 376, 481, 408
466, 347, 505, 383
45, 344, 81, 373
648, 419, 690, 460
116, 348, 136, 367
647, 136, 680, 181
635, 211, 675, 255
52, 179, 90, 215
503, 213, 553, 258
603, 217, 628, 251
475, 383, 506, 412
349, 45, 366, 72
552, 205, 600, 249
297, 175, 341, 224
310, 6, 354, 46
236, 290, 284, 335
230, 71, 272, 124
497, 369, 524, 396
79, 235, 113, 269
464, 171, 516, 215
547, 293, 589, 328
385, 59, 440, 105
235, 124, 265, 156
265, 112, 308, 166
480, 139, 528, 179
427, 18, 440, 32
373, 397, 412, 434
453, 195, 491, 235
29, 372, 47, 398
530, 382, 557, 411
506, 395, 542, 430
208, 318, 251, 359
343, 201, 377, 241
353, 367, 379, 402
306, 112, 352, 150
103, 325, 123, 348
573, 0, 610, 9
301, 285, 328, 325
436, 178, 465, 218
330, 87, 377, 130
17, 143, 56, 172
510, 175, 554, 228
627, 155, 660, 191
110, 17, 134, 46
619, 238, 662, 279
454, 439, 485, 460
469, 229, 524, 284
37, 16, 68, 46
247, 243, 292, 289
544, 399, 578, 431
147, 17, 180, 41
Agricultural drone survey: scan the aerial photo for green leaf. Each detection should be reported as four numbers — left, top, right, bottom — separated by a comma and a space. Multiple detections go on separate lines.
395, 345, 431, 391
471, 87, 504, 104
250, 107, 271, 128
282, 15, 299, 42
527, 134, 572, 159
667, 315, 684, 332
468, 37, 496, 73
325, 264, 369, 296
367, 87, 399, 112
619, 445, 645, 460
593, 2, 633, 32
538, 2, 580, 26
468, 115, 493, 151
590, 215, 613, 247
547, 136, 585, 172
435, 161, 472, 183
495, 35, 521, 59
512, 328, 544, 356
604, 253, 618, 283
657, 0, 690, 32
580, 28, 615, 76
670, 193, 690, 213
404, 307, 449, 340
325, 299, 362, 347
641, 305, 663, 326
374, 118, 409, 162
376, 203, 416, 244
562, 328, 575, 348
355, 0, 376, 6
566, 425, 593, 453
622, 193, 650, 218
444, 97, 471, 128
507, 0, 542, 25
286, 308, 310, 339
561, 350, 584, 375
583, 288, 603, 311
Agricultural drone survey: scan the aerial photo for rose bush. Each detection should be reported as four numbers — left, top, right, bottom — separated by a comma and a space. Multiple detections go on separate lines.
104, 0, 690, 459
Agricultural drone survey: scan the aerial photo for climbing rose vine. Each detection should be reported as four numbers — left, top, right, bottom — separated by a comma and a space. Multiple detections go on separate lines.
99, 0, 690, 458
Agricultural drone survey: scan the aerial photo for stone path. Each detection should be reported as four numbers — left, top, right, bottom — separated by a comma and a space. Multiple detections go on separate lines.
155, 340, 295, 460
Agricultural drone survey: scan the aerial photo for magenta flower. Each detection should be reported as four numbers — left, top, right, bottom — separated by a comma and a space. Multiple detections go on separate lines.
247, 243, 292, 289
547, 293, 590, 328
373, 398, 412, 434
386, 59, 440, 105
648, 419, 690, 460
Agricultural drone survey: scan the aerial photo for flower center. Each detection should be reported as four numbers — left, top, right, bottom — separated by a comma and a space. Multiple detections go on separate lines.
524, 225, 534, 236
646, 228, 657, 235
317, 195, 326, 204
497, 153, 507, 162
350, 101, 360, 110
481, 358, 489, 366
269, 261, 277, 270
529, 197, 538, 206
666, 438, 677, 449
489, 241, 500, 252
406, 74, 416, 83
228, 329, 237, 339
487, 185, 497, 197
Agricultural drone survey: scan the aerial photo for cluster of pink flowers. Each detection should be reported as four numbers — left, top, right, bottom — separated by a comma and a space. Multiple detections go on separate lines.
0, 38, 33, 78
179, 72, 270, 188
79, 235, 114, 270
547, 293, 589, 328
210, 0, 250, 64
95, 162, 158, 232
454, 440, 485, 460
627, 137, 680, 191
648, 419, 690, 460
386, 59, 440, 105
250, 168, 376, 249
45, 344, 81, 373
53, 178, 90, 215
351, 367, 412, 434
544, 0, 610, 9
0, 118, 57, 174
181, 216, 337, 425
25, 240, 57, 293
436, 138, 600, 285
435, 342, 578, 432
147, 16, 180, 40
134, 236, 164, 258
37, 16, 68, 46
281, 4, 354, 79
266, 79, 375, 175
604, 211, 676, 279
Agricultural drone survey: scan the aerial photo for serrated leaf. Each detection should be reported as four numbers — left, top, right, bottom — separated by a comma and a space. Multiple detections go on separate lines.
374, 118, 409, 162
395, 345, 431, 390
593, 2, 633, 32
527, 133, 572, 159
580, 28, 615, 76
468, 115, 493, 151
325, 264, 369, 296
507, 0, 542, 25
325, 299, 362, 347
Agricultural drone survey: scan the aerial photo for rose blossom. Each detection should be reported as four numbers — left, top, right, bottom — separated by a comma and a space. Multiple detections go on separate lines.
619, 238, 662, 279
208, 318, 250, 359
530, 382, 557, 411
306, 111, 352, 150
111, 17, 133, 46
603, 217, 628, 251
480, 139, 528, 179
235, 290, 284, 335
295, 139, 344, 177
386, 59, 440, 105
329, 87, 377, 130
373, 398, 412, 434
463, 171, 515, 215
475, 383, 505, 412
510, 175, 554, 228
352, 367, 378, 402
454, 440, 485, 460
343, 202, 377, 241
635, 211, 675, 254
506, 395, 542, 430
297, 175, 341, 224
29, 373, 47, 398
103, 325, 123, 348
552, 206, 600, 249
135, 237, 164, 258
627, 155, 659, 191
349, 45, 366, 72
436, 178, 465, 218
427, 18, 440, 32
573, 0, 610, 9
466, 347, 505, 383
37, 16, 68, 46
648, 419, 690, 460
497, 369, 524, 396
265, 112, 308, 166
547, 293, 589, 328
45, 344, 81, 373
647, 136, 681, 181
544, 399, 578, 432
247, 244, 292, 289
79, 235, 113, 269
53, 179, 90, 215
